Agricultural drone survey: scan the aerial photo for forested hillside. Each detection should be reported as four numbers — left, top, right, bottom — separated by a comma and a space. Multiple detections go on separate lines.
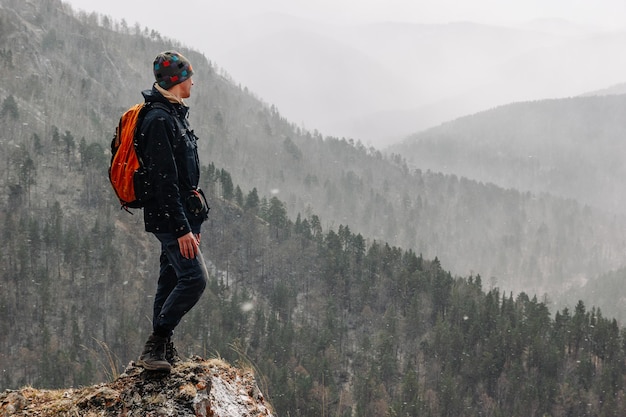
562, 267, 626, 324
2, 1, 626, 416
387, 95, 626, 314
2, 132, 626, 415
389, 95, 626, 215
3, 0, 625, 300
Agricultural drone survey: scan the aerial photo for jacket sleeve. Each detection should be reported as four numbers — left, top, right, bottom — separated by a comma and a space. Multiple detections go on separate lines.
142, 112, 191, 237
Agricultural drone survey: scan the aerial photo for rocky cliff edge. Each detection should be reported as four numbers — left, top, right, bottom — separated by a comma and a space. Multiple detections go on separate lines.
0, 357, 274, 417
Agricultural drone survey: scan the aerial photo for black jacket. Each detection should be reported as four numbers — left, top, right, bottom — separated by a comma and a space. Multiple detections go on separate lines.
138, 86, 203, 237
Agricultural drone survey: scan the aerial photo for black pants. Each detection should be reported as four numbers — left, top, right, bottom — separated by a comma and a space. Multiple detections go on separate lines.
152, 228, 207, 337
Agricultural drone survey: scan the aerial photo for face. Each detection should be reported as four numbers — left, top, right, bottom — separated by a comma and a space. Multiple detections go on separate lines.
178, 77, 193, 99
170, 77, 193, 99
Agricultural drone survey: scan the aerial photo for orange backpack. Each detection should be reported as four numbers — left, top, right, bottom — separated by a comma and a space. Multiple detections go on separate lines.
109, 103, 164, 210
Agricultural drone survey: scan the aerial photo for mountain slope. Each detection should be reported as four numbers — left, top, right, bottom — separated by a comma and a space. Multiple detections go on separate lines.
3, 0, 626, 299
389, 94, 626, 214
3, 2, 626, 416
202, 12, 626, 146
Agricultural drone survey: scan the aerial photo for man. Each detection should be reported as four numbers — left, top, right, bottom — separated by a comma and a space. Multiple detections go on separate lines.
135, 51, 209, 372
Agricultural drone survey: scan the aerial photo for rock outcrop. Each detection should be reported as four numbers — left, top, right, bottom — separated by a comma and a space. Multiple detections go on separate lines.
0, 357, 274, 417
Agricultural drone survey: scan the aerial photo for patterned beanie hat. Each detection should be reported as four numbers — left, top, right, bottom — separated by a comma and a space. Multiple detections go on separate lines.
153, 51, 194, 90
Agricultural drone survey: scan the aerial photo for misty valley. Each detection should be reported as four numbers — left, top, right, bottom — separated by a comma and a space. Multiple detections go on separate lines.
2, 0, 626, 416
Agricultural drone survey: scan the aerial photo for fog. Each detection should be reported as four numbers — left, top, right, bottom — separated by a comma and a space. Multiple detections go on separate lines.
66, 0, 626, 147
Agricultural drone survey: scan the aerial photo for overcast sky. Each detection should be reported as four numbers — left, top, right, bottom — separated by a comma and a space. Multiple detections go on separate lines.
65, 0, 626, 48
63, 0, 626, 146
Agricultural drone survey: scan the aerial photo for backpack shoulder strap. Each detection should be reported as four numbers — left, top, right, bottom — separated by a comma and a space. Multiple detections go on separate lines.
134, 102, 172, 138
144, 101, 172, 115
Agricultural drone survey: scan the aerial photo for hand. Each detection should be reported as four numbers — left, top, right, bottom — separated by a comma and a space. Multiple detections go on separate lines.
177, 232, 199, 259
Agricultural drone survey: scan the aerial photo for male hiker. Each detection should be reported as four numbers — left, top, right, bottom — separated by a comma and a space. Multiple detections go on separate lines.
136, 51, 209, 372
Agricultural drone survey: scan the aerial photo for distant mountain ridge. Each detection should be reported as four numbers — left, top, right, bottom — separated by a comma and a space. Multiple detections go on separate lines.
581, 82, 626, 96
389, 94, 626, 214
203, 12, 626, 147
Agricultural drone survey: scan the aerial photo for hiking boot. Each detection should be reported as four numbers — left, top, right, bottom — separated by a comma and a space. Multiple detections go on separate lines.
137, 334, 171, 372
165, 338, 182, 366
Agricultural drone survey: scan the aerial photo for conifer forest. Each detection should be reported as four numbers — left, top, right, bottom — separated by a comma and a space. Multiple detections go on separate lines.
2, 1, 626, 415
